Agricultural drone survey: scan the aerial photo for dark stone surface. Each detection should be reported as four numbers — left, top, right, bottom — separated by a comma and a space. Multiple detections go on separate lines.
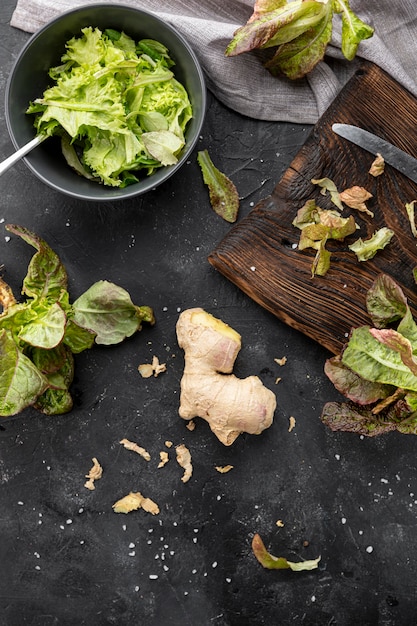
0, 3, 415, 625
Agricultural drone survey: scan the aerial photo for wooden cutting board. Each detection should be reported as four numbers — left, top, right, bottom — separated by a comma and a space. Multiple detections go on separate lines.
208, 62, 417, 355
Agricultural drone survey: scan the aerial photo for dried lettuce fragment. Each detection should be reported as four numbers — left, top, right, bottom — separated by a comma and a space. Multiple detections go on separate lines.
369, 153, 385, 177
197, 149, 239, 223
339, 186, 373, 217
311, 177, 343, 211
252, 533, 320, 571
405, 201, 417, 240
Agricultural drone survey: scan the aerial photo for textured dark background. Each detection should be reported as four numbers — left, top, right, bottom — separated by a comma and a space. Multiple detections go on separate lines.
1, 2, 416, 625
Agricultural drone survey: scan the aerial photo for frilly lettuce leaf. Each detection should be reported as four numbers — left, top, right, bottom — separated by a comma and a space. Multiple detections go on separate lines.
348, 227, 394, 261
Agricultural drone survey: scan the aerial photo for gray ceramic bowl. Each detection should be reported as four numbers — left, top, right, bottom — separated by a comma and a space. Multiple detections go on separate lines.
5, 4, 206, 201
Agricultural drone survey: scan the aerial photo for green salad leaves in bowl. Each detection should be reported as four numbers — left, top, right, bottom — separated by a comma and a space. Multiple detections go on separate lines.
5, 4, 206, 201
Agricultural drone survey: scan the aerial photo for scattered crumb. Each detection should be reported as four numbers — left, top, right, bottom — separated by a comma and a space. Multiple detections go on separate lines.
275, 377, 282, 385
138, 363, 154, 378
138, 355, 167, 378
186, 419, 196, 431
120, 438, 151, 461
275, 356, 287, 366
112, 491, 159, 515
215, 465, 233, 474
276, 519, 285, 528
288, 416, 296, 432
176, 444, 193, 483
158, 451, 169, 468
84, 457, 103, 490
369, 153, 385, 177
165, 440, 173, 448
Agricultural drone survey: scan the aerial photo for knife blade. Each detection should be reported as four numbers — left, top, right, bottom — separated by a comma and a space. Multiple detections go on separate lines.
332, 123, 417, 185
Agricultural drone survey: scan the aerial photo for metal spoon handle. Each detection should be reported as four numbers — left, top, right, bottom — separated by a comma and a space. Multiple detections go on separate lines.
0, 135, 46, 176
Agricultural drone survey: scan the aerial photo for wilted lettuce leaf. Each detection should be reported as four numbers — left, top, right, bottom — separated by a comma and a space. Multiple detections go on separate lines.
311, 177, 343, 211
252, 533, 320, 571
225, 0, 373, 79
293, 199, 356, 276
321, 401, 405, 436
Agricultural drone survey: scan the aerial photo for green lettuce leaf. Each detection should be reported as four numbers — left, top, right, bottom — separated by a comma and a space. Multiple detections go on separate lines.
197, 149, 240, 223
225, 0, 373, 79
225, 1, 327, 55
335, 0, 374, 61
366, 273, 408, 328
324, 354, 394, 405
72, 280, 153, 345
252, 533, 320, 571
6, 224, 68, 299
342, 326, 417, 392
348, 227, 394, 261
0, 329, 49, 416
266, 11, 333, 79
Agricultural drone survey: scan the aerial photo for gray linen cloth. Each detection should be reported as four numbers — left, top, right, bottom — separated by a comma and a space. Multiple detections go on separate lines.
10, 0, 417, 124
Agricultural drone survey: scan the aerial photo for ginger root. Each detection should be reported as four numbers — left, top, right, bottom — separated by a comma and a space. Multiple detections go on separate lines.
176, 308, 276, 445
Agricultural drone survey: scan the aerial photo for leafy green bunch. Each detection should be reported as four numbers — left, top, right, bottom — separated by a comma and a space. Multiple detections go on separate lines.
27, 28, 193, 186
321, 273, 417, 436
225, 0, 374, 80
0, 225, 154, 417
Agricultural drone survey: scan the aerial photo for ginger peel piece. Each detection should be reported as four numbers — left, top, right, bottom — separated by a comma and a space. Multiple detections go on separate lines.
176, 308, 276, 445
215, 465, 233, 473
119, 438, 151, 461
84, 457, 103, 490
176, 443, 193, 483
112, 491, 159, 515
158, 451, 169, 468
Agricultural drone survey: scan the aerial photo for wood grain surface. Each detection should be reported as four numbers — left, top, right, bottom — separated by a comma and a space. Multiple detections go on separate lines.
209, 62, 417, 355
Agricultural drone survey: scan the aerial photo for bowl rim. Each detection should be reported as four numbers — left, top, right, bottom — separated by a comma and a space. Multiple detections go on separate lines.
5, 2, 207, 201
